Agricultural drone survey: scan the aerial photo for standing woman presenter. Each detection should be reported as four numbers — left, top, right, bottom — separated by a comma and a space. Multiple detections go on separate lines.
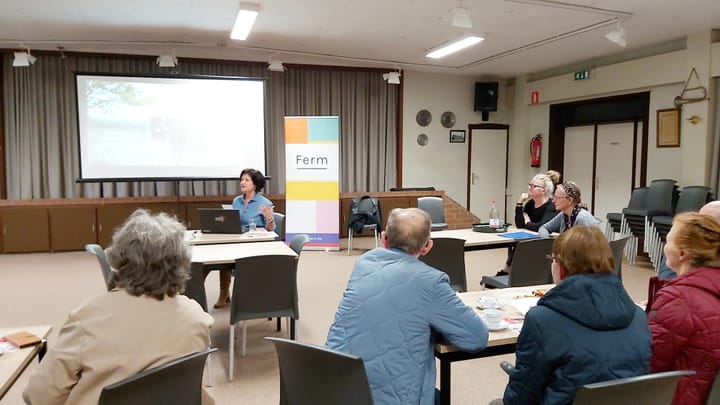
213, 168, 275, 308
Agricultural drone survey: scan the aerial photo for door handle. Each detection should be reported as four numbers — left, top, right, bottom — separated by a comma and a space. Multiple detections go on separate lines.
471, 172, 480, 185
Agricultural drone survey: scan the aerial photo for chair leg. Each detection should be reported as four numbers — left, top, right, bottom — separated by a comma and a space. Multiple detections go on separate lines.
205, 350, 213, 387
289, 318, 296, 340
276, 317, 281, 331
374, 228, 379, 248
229, 323, 235, 381
242, 321, 247, 357
348, 230, 353, 255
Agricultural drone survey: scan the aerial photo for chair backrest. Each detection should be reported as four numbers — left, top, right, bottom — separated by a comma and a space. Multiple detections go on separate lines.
609, 236, 631, 280
706, 370, 720, 405
230, 255, 299, 324
675, 186, 711, 215
572, 370, 695, 405
274, 212, 286, 241
508, 238, 554, 287
351, 196, 381, 226
85, 243, 112, 290
419, 237, 467, 292
645, 179, 678, 214
98, 348, 217, 405
183, 262, 208, 312
417, 196, 446, 224
266, 337, 374, 405
627, 187, 648, 210
289, 234, 310, 255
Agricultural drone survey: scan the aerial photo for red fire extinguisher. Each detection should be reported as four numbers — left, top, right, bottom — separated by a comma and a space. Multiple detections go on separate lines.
530, 135, 542, 167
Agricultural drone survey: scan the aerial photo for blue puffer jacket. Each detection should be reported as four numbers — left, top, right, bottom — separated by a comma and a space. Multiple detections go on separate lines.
504, 274, 651, 405
326, 248, 488, 405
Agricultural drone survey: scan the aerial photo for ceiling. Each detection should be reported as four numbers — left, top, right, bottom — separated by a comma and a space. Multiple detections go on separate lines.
1, 0, 719, 78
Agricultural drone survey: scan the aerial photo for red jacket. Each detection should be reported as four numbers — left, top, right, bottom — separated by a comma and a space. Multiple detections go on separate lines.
649, 267, 720, 405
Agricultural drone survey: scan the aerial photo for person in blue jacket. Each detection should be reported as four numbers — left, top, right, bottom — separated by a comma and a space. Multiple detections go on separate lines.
326, 208, 488, 405
503, 225, 651, 405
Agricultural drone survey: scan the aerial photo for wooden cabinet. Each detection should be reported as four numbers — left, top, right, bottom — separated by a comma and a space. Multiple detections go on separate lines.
0, 207, 50, 253
97, 205, 141, 247
49, 206, 97, 251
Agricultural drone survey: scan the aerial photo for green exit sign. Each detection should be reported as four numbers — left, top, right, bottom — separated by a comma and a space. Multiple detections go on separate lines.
574, 70, 591, 81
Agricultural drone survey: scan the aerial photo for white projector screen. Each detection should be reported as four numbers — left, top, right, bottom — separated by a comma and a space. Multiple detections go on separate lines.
75, 73, 266, 181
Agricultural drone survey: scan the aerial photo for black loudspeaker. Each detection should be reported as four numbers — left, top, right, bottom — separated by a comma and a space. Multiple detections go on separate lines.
474, 82, 499, 113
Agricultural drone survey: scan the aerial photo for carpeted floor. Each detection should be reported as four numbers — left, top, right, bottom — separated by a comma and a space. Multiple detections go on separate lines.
0, 236, 656, 405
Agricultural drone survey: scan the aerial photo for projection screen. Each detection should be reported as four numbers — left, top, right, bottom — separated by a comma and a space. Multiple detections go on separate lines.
75, 73, 266, 182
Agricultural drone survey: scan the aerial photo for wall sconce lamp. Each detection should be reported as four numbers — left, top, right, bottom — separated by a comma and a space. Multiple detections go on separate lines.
687, 115, 702, 125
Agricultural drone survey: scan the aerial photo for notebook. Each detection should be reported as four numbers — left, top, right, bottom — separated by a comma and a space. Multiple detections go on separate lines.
197, 208, 246, 234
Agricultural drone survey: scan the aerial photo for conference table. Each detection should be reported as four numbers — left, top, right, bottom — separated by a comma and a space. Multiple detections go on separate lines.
0, 325, 53, 401
435, 284, 555, 405
186, 230, 278, 246
430, 228, 538, 251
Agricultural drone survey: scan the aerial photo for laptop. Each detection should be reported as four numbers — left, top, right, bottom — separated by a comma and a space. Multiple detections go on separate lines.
197, 208, 246, 234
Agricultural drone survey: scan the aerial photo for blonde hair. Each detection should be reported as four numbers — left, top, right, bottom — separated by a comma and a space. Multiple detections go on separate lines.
531, 173, 555, 199
106, 209, 191, 300
546, 170, 561, 186
385, 208, 431, 254
552, 226, 613, 276
671, 212, 720, 268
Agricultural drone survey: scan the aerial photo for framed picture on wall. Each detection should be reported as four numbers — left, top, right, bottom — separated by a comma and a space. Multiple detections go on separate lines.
449, 130, 466, 143
657, 108, 681, 147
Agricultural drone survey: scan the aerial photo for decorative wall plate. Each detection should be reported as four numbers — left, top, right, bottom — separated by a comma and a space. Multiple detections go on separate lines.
441, 111, 456, 128
417, 133, 429, 146
416, 109, 432, 127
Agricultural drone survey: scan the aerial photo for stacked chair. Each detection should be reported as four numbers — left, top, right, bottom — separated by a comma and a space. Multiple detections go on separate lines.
620, 179, 678, 266
646, 186, 713, 270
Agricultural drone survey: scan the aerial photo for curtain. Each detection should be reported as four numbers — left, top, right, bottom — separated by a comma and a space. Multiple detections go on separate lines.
1, 53, 398, 198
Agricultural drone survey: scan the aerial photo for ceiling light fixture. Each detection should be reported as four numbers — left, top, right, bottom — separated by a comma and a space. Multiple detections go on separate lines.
13, 50, 37, 67
426, 36, 484, 59
605, 20, 627, 48
382, 70, 401, 85
450, 7, 472, 29
156, 54, 177, 67
268, 54, 285, 72
231, 2, 260, 40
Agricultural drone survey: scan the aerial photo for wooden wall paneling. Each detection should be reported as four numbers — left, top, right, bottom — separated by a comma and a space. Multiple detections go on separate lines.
96, 205, 141, 247
0, 207, 50, 253
49, 206, 97, 251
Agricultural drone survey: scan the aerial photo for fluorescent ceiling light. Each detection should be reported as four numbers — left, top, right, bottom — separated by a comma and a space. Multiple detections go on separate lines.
231, 3, 260, 40
13, 51, 36, 67
605, 23, 627, 48
156, 54, 177, 67
426, 36, 484, 59
382, 71, 401, 85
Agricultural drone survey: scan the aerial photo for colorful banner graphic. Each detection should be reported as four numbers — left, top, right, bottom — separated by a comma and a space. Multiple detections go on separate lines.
285, 116, 340, 250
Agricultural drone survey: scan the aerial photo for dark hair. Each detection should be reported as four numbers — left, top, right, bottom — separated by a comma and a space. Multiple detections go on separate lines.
241, 168, 266, 192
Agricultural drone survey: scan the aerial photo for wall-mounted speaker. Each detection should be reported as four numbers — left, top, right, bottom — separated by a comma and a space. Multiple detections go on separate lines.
474, 82, 499, 112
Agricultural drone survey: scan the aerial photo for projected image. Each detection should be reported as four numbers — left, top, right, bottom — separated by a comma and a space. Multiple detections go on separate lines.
76, 74, 266, 181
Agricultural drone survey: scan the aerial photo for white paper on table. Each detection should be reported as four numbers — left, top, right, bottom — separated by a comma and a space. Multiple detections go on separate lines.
509, 297, 540, 316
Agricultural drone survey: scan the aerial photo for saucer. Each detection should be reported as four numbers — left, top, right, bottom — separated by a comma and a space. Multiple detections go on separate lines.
486, 320, 509, 331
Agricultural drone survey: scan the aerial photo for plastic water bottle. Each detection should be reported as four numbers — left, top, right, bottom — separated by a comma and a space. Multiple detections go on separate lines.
489, 199, 501, 228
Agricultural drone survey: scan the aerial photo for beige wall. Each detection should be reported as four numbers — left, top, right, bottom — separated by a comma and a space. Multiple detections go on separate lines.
401, 35, 719, 216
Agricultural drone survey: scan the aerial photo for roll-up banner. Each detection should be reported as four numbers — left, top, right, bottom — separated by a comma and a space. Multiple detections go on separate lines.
284, 116, 340, 251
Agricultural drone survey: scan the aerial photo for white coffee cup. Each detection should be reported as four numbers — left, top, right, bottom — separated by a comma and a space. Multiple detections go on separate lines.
482, 308, 503, 329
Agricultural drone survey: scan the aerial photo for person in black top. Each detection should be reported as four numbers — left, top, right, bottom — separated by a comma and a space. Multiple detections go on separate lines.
497, 173, 558, 276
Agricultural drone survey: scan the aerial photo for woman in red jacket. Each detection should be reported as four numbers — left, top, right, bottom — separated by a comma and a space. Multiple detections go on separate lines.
649, 212, 720, 405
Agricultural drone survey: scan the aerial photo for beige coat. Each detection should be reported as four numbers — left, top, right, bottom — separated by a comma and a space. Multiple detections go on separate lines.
23, 289, 214, 405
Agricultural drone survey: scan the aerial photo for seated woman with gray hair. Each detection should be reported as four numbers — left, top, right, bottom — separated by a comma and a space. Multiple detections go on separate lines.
24, 209, 214, 405
538, 181, 600, 237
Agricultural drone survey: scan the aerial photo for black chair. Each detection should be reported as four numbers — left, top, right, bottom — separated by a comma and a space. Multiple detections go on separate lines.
572, 370, 695, 405
85, 243, 112, 291
419, 237, 467, 292
481, 238, 554, 288
608, 236, 631, 281
706, 370, 720, 405
289, 234, 310, 255
228, 254, 299, 381
183, 262, 208, 312
266, 337, 374, 405
98, 348, 217, 405
605, 187, 647, 239
347, 196, 382, 255
274, 212, 286, 242
418, 196, 449, 231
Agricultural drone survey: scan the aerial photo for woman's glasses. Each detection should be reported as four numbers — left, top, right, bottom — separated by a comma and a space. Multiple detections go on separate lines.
528, 183, 545, 189
545, 254, 557, 264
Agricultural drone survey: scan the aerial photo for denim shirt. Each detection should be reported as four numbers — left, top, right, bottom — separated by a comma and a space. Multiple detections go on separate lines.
231, 193, 273, 231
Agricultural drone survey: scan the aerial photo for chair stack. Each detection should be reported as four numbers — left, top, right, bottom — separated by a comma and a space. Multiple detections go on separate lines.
646, 185, 712, 270
621, 180, 678, 266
